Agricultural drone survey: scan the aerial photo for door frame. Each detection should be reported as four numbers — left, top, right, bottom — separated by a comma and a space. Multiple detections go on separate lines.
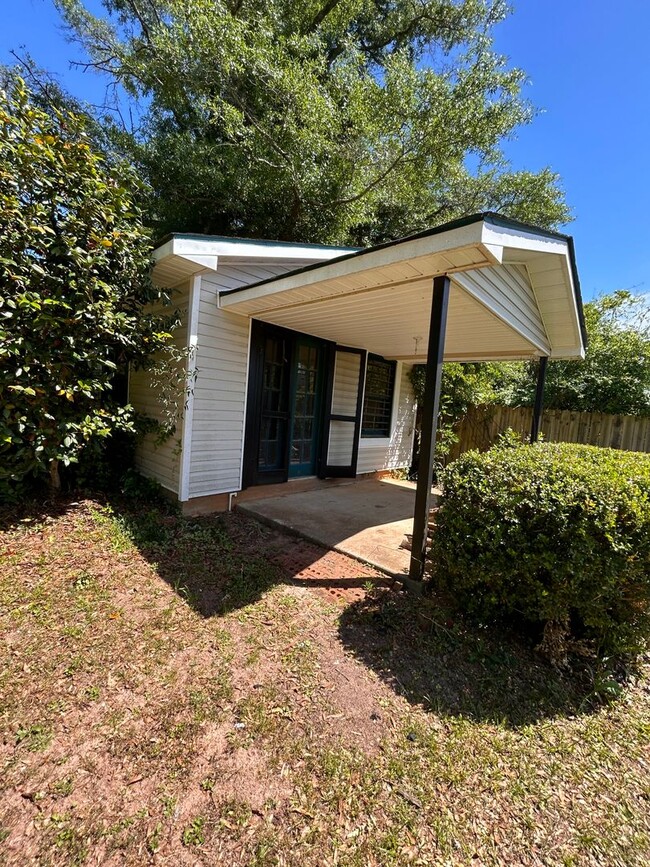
243, 320, 291, 488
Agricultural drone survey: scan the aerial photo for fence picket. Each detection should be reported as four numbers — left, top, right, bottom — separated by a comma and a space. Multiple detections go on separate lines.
450, 405, 650, 460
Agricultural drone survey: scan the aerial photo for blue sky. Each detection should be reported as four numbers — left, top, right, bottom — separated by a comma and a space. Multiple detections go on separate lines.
3, 0, 649, 301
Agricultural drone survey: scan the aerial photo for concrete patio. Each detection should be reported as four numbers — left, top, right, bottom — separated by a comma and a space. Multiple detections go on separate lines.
238, 477, 440, 577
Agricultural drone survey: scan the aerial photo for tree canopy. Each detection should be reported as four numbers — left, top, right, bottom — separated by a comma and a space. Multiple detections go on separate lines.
497, 291, 650, 417
55, 0, 570, 243
0, 76, 177, 496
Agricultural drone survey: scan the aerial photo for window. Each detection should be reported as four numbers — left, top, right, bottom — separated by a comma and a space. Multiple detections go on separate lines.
361, 355, 396, 438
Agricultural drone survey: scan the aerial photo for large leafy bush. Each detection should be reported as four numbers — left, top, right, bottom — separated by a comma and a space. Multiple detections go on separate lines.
430, 442, 650, 662
0, 77, 177, 497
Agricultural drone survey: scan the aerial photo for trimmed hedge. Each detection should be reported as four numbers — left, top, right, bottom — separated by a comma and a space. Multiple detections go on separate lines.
430, 442, 650, 662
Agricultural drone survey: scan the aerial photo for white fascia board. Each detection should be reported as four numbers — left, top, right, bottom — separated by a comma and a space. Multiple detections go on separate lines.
153, 238, 219, 287
482, 225, 585, 360
216, 244, 353, 261
549, 345, 586, 361
221, 222, 488, 309
152, 238, 174, 263
481, 222, 569, 256
153, 236, 351, 289
169, 238, 219, 271
550, 252, 584, 357
166, 236, 353, 262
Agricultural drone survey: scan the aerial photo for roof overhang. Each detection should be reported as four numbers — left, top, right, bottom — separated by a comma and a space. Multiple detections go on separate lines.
152, 233, 357, 288
219, 213, 586, 362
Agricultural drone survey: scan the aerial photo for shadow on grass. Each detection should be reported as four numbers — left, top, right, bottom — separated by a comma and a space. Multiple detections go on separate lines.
0, 495, 78, 534
1, 490, 377, 617
338, 588, 598, 727
1, 494, 601, 726
102, 493, 288, 617
103, 490, 388, 617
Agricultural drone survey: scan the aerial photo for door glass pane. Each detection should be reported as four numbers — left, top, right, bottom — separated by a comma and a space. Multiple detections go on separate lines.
290, 341, 320, 471
259, 336, 288, 472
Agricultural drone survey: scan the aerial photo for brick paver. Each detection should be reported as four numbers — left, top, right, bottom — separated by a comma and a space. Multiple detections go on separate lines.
265, 537, 390, 604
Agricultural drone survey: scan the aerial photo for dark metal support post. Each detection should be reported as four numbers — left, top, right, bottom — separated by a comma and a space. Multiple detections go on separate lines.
530, 356, 548, 443
407, 274, 451, 589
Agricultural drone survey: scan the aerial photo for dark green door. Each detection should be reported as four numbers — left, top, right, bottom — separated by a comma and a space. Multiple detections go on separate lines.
243, 322, 327, 487
258, 333, 290, 475
289, 338, 323, 477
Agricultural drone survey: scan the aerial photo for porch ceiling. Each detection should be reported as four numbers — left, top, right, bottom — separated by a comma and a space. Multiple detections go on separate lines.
219, 213, 586, 362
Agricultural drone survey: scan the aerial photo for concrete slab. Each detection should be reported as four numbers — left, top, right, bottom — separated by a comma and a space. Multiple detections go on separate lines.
238, 478, 437, 577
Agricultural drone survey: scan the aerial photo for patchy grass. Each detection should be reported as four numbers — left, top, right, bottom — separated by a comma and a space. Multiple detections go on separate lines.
0, 497, 649, 866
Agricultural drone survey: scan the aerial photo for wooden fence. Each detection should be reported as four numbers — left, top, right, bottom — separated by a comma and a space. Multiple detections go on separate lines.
448, 405, 650, 461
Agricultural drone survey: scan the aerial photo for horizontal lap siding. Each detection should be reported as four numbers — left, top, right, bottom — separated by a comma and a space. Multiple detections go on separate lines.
357, 363, 416, 474
189, 265, 304, 498
129, 284, 190, 494
189, 291, 249, 497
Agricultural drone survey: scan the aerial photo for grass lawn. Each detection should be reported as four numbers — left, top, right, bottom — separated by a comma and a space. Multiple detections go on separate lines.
1, 495, 649, 866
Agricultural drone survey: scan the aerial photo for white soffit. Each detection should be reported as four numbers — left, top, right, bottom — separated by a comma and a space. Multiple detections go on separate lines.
249, 278, 542, 362
220, 215, 585, 361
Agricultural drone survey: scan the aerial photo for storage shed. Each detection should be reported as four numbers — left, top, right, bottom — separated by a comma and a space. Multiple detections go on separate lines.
130, 212, 585, 581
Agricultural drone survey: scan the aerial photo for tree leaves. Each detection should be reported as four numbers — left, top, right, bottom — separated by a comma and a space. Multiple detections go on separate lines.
56, 0, 570, 242
0, 76, 177, 496
498, 292, 650, 417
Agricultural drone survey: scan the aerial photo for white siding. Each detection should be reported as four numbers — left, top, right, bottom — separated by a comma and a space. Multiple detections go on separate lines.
188, 262, 312, 498
188, 269, 416, 492
357, 363, 416, 474
129, 283, 190, 494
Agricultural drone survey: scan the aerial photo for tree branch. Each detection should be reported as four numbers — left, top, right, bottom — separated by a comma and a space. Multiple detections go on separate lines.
307, 0, 344, 32
329, 147, 413, 207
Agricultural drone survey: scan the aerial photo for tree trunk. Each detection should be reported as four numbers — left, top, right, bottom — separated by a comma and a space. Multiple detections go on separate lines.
49, 459, 61, 493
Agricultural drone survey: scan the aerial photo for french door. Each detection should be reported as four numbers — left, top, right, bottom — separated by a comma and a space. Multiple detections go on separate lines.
244, 323, 325, 486
243, 323, 366, 487
288, 338, 324, 477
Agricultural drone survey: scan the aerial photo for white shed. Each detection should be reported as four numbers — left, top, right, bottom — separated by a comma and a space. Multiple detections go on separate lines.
130, 212, 585, 581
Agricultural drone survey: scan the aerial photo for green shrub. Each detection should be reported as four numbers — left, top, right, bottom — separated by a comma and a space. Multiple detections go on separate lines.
430, 442, 650, 663
0, 76, 179, 497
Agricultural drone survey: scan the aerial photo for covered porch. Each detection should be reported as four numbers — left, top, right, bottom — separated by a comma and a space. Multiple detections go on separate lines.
237, 476, 437, 577
219, 212, 585, 586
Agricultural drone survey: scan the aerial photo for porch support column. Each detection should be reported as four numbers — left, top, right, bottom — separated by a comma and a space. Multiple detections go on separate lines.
407, 274, 451, 590
530, 356, 548, 444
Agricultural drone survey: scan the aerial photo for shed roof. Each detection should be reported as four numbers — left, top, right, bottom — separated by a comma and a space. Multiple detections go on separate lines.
219, 213, 586, 362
